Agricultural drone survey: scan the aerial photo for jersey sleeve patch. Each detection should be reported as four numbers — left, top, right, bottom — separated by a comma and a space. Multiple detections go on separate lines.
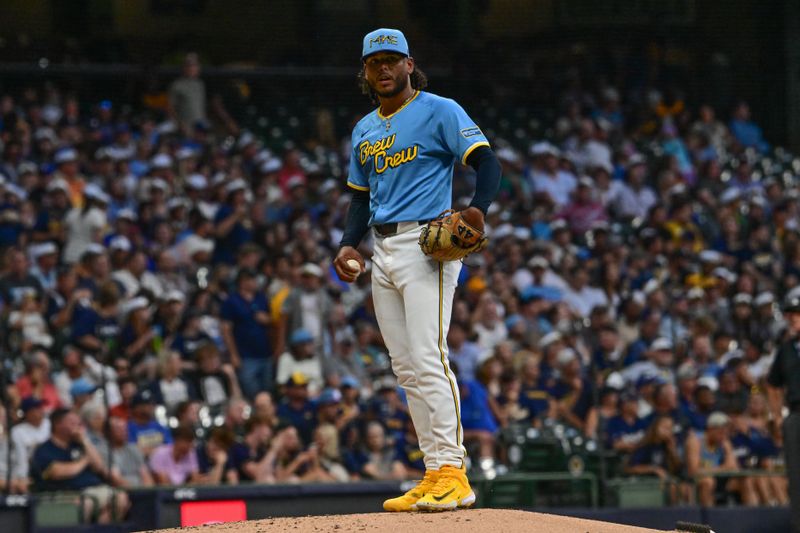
460, 126, 483, 139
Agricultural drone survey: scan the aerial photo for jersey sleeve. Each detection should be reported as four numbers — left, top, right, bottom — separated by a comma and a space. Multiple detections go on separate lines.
438, 99, 491, 164
346, 130, 370, 192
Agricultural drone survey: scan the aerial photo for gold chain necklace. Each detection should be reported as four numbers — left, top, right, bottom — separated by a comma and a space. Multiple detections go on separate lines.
382, 91, 415, 131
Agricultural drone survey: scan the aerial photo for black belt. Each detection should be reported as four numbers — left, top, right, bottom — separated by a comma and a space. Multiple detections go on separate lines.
373, 220, 427, 237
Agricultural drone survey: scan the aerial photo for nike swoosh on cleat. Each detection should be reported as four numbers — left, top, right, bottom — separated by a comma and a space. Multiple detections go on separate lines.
432, 488, 455, 501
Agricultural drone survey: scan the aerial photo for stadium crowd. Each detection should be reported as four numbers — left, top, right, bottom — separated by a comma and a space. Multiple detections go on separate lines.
0, 53, 792, 520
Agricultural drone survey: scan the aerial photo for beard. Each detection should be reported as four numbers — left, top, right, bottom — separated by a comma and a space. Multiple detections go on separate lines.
370, 72, 410, 98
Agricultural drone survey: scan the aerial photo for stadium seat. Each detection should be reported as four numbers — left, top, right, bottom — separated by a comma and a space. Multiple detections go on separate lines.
34, 493, 83, 526
605, 477, 666, 508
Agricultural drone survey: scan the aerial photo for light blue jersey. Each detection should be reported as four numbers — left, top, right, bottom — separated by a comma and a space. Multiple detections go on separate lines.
347, 91, 490, 225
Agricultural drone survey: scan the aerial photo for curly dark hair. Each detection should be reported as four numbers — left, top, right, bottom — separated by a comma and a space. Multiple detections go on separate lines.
358, 64, 428, 105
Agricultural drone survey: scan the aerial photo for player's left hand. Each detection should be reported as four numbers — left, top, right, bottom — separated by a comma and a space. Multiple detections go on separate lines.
460, 206, 485, 232
419, 208, 488, 262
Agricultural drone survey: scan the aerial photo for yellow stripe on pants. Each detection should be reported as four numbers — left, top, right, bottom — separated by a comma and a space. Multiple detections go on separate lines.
438, 261, 463, 462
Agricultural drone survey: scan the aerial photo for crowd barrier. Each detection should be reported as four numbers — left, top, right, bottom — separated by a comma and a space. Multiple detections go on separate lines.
0, 475, 790, 533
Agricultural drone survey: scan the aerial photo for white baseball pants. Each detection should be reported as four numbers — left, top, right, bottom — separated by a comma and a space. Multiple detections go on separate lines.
371, 222, 466, 470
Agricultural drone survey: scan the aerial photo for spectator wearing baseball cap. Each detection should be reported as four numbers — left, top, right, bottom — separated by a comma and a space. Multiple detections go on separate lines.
220, 268, 272, 399
52, 147, 86, 208
127, 389, 172, 458
28, 241, 59, 291
212, 177, 252, 265
527, 141, 576, 208
606, 391, 647, 453
70, 378, 98, 410
277, 372, 317, 445
62, 183, 109, 264
10, 397, 51, 486
276, 329, 324, 397
279, 262, 333, 354
315, 388, 346, 438
686, 411, 758, 506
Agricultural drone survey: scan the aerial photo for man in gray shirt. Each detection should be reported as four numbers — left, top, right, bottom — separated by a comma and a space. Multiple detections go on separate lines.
169, 53, 207, 133
98, 417, 154, 488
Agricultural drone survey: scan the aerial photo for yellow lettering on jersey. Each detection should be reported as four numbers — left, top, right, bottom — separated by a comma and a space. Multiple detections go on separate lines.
375, 145, 418, 174
359, 134, 396, 165
359, 134, 419, 174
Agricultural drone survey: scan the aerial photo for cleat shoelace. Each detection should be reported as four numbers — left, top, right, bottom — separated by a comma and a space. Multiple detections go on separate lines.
427, 468, 460, 498
407, 471, 437, 497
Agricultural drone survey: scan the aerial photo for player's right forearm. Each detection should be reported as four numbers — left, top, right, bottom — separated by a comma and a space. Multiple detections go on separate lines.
339, 189, 371, 248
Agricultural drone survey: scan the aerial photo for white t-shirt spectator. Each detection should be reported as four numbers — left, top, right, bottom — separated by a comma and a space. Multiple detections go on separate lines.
474, 321, 508, 361
511, 268, 569, 293
529, 170, 577, 208
610, 183, 658, 219
566, 140, 613, 173
563, 285, 609, 317
10, 419, 51, 479
275, 352, 324, 396
112, 269, 164, 300
63, 207, 107, 263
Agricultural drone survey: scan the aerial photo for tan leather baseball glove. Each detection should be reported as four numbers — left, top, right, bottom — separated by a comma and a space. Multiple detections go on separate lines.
419, 209, 488, 262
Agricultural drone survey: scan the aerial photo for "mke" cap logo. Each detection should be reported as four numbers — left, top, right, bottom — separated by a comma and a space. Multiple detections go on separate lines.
370, 35, 398, 47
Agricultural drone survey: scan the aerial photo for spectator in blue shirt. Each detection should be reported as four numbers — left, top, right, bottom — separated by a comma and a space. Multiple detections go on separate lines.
195, 426, 237, 485
127, 389, 172, 457
170, 309, 212, 365
229, 415, 274, 483
729, 101, 769, 153
457, 360, 498, 462
606, 392, 647, 453
277, 372, 317, 445
518, 354, 554, 426
550, 349, 598, 437
625, 415, 682, 484
684, 384, 716, 431
30, 408, 129, 523
70, 281, 121, 359
366, 378, 409, 441
393, 418, 425, 479
221, 268, 272, 398
212, 179, 252, 265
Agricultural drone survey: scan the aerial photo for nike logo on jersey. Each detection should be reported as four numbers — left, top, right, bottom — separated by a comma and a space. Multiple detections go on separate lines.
432, 488, 455, 501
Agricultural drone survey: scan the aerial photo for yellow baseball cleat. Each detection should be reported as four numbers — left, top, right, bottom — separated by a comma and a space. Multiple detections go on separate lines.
383, 470, 440, 512
414, 465, 475, 511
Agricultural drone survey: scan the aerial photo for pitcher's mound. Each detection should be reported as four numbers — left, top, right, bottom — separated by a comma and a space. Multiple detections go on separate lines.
156, 508, 670, 532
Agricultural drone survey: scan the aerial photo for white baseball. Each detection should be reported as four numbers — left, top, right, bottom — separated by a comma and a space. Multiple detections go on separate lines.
346, 259, 361, 273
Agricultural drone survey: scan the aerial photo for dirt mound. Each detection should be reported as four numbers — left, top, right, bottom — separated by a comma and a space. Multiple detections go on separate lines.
152, 508, 669, 532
